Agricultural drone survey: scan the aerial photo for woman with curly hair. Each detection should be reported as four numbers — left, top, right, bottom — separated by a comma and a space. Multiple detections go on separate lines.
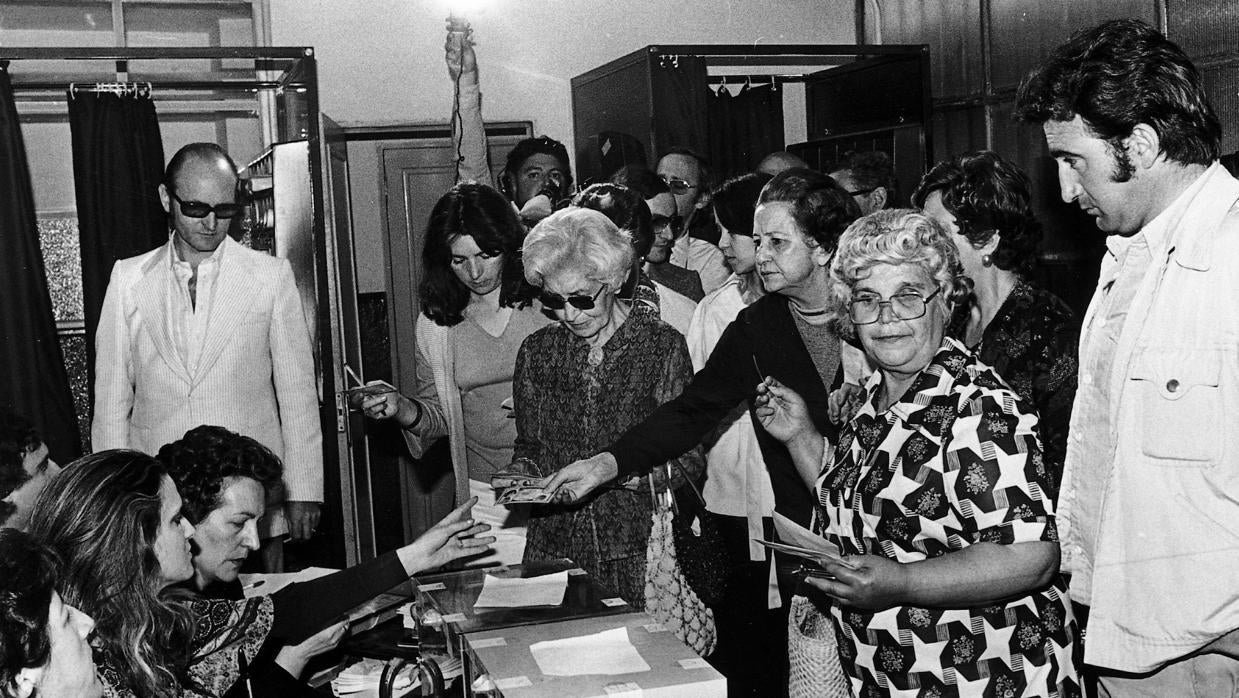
913, 151, 1079, 484
362, 182, 547, 566
27, 449, 491, 697
756, 209, 1079, 695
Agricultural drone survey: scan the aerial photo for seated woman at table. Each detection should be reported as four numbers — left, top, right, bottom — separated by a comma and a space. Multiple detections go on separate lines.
511, 207, 703, 608
755, 209, 1079, 695
26, 449, 492, 698
156, 425, 359, 696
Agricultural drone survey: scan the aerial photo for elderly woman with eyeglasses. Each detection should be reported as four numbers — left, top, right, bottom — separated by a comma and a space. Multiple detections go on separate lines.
755, 209, 1079, 696
510, 207, 703, 608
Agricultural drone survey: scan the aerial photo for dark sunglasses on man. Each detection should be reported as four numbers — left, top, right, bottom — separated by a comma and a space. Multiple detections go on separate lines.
539, 285, 606, 311
170, 190, 244, 219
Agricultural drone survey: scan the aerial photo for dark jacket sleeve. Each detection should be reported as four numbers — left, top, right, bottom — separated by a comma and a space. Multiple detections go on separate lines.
224, 649, 319, 698
609, 310, 755, 478
269, 551, 406, 644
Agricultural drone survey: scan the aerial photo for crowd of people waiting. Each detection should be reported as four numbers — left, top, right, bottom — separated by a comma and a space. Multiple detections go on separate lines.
4, 16, 1239, 698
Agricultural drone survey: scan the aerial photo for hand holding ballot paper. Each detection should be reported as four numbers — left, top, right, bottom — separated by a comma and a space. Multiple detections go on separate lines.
759, 512, 856, 579
491, 471, 554, 505
768, 512, 916, 611
343, 365, 397, 410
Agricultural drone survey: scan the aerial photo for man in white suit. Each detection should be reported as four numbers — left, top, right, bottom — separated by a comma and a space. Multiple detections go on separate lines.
92, 143, 322, 567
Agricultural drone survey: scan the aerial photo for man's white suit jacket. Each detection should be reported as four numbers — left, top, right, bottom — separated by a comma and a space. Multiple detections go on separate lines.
91, 236, 323, 502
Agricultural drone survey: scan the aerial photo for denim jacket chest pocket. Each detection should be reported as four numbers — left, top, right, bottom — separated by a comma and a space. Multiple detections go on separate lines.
1129, 348, 1222, 465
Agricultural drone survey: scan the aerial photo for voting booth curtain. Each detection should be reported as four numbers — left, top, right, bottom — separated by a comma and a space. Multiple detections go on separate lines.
0, 64, 82, 462
68, 89, 167, 387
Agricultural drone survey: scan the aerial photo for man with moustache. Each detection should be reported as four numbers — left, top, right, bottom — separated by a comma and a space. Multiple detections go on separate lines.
92, 143, 323, 569
1017, 18, 1239, 695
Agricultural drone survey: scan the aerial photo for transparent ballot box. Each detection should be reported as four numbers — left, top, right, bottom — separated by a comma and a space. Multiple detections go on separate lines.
463, 612, 726, 697
343, 558, 631, 664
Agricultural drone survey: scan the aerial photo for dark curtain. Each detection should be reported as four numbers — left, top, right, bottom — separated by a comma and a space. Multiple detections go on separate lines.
651, 54, 710, 157
68, 91, 166, 387
0, 65, 82, 463
707, 83, 785, 182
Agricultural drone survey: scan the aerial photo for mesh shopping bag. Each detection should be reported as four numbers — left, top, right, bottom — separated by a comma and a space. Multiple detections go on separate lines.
787, 594, 852, 697
644, 480, 717, 657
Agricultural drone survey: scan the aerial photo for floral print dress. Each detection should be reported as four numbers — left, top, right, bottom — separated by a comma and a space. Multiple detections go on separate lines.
815, 338, 1079, 697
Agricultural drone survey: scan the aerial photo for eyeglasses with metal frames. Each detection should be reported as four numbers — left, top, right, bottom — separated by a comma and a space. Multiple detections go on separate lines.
848, 287, 943, 325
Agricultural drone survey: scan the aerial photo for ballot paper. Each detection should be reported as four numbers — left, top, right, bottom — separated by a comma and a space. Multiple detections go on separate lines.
763, 511, 854, 569
473, 570, 569, 609
530, 626, 651, 676
239, 566, 337, 598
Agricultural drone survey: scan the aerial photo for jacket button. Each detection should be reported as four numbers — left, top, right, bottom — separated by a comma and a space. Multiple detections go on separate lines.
1166, 379, 1180, 393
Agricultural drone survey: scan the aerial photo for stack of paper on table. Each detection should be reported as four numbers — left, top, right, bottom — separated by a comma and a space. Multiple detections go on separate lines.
473, 570, 569, 609
330, 657, 462, 697
330, 658, 418, 697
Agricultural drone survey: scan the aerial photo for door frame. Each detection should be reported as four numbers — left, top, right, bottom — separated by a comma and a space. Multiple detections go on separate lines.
333, 121, 531, 551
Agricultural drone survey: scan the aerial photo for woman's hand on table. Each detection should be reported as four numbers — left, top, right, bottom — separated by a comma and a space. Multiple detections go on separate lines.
275, 618, 350, 679
805, 554, 910, 612
397, 497, 494, 574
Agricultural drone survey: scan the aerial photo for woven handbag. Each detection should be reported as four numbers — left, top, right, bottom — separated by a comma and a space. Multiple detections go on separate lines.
669, 473, 731, 606
787, 594, 852, 697
644, 472, 717, 657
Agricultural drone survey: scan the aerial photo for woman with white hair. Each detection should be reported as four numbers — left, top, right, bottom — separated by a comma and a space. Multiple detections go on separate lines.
511, 207, 703, 608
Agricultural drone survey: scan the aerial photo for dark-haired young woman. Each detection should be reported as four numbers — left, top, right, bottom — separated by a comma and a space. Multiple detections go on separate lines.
913, 150, 1079, 485
362, 182, 549, 565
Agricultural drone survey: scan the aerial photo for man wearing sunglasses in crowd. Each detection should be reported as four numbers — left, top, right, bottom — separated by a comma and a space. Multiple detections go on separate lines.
655, 149, 731, 294
828, 150, 898, 216
92, 142, 323, 573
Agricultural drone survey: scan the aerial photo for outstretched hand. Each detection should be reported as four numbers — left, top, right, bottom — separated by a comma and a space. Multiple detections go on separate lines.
397, 497, 494, 574
444, 17, 477, 81
540, 453, 619, 505
754, 376, 815, 444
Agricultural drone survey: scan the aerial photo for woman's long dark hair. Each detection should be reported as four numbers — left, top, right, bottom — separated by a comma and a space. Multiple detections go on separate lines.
419, 182, 536, 326
26, 450, 195, 698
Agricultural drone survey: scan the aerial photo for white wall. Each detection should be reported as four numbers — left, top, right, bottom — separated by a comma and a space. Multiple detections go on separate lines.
269, 0, 855, 148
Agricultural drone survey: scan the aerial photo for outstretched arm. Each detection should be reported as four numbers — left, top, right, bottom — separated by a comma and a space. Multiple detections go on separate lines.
445, 17, 492, 186
269, 498, 493, 644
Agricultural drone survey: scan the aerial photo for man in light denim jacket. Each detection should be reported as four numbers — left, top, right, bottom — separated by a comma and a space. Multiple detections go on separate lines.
1017, 19, 1239, 695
